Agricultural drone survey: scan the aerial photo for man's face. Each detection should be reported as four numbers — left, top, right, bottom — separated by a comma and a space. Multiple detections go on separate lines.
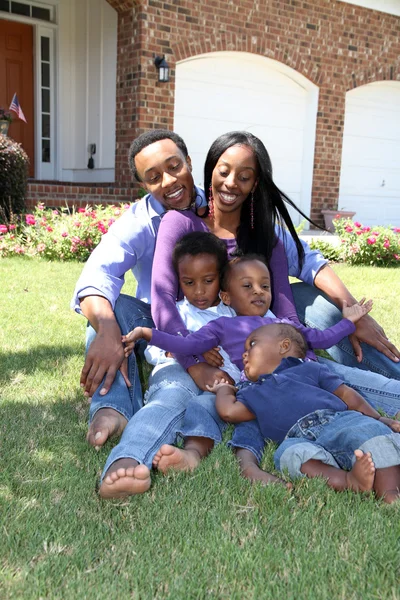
134, 139, 195, 210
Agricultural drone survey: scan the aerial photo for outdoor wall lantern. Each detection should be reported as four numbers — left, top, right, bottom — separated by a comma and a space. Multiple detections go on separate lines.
154, 55, 170, 82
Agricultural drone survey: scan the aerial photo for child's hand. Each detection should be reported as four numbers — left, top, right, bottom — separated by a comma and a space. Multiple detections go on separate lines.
203, 347, 224, 368
206, 378, 236, 393
342, 298, 373, 323
121, 327, 143, 358
379, 416, 400, 432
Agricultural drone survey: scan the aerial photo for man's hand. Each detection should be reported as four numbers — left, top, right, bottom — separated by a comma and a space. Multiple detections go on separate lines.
187, 363, 235, 391
202, 347, 224, 368
80, 321, 131, 398
379, 416, 400, 433
349, 313, 400, 363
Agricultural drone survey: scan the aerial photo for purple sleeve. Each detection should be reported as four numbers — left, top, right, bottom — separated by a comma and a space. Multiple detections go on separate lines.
297, 318, 356, 349
151, 210, 209, 369
151, 321, 221, 355
269, 238, 301, 325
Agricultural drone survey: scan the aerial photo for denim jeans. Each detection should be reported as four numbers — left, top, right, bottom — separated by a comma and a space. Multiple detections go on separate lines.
274, 409, 400, 478
292, 282, 400, 380
101, 363, 202, 476
88, 294, 154, 422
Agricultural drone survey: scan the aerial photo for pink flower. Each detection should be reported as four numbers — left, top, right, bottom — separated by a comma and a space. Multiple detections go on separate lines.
37, 203, 45, 211
345, 225, 353, 233
40, 219, 47, 226
78, 208, 86, 213
372, 231, 380, 236
61, 231, 68, 238
361, 226, 371, 233
392, 227, 400, 233
37, 243, 46, 252
354, 221, 362, 228
25, 214, 36, 225
52, 210, 59, 216
15, 245, 25, 254
394, 254, 400, 260
73, 221, 81, 227
367, 236, 376, 245
0, 224, 8, 234
9, 224, 16, 230
356, 231, 362, 236
71, 236, 81, 245
124, 204, 130, 210
46, 226, 53, 232
9, 234, 15, 240
383, 239, 390, 249
350, 244, 360, 254
97, 222, 107, 234
114, 209, 121, 216
108, 218, 115, 226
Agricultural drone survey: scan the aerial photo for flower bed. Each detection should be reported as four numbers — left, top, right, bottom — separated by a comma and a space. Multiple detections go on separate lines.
332, 218, 400, 267
0, 202, 132, 261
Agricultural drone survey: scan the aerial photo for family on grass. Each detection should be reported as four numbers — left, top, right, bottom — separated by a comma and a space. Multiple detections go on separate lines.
72, 130, 400, 503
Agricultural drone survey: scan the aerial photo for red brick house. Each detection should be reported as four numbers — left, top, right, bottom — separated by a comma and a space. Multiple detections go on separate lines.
1, 0, 399, 226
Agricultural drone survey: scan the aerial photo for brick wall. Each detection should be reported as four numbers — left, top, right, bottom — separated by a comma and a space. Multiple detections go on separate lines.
29, 1, 400, 223
109, 0, 400, 225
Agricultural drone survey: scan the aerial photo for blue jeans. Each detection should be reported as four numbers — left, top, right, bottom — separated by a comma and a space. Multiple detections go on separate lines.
88, 294, 154, 422
274, 409, 400, 478
101, 363, 202, 476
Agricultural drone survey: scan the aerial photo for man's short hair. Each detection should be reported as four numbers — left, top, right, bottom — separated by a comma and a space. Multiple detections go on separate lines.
128, 129, 189, 182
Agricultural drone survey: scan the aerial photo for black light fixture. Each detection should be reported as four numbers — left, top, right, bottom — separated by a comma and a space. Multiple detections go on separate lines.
154, 55, 170, 82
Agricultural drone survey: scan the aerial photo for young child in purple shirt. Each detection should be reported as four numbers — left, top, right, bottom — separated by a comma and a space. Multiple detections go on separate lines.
123, 256, 373, 480
210, 323, 400, 503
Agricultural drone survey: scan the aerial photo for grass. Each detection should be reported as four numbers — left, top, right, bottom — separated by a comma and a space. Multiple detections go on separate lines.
0, 257, 399, 599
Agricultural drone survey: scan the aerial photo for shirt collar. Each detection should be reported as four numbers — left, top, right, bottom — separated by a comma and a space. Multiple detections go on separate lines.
146, 185, 207, 220
257, 357, 304, 381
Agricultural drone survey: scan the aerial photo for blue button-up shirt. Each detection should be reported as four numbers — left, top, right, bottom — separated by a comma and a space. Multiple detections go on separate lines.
71, 188, 327, 314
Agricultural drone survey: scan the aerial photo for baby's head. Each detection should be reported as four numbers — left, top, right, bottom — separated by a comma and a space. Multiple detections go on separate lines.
220, 255, 272, 317
172, 232, 228, 309
242, 323, 307, 381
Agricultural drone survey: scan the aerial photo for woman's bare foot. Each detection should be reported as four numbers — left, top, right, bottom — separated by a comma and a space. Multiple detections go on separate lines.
98, 459, 151, 499
345, 450, 375, 492
87, 408, 128, 450
241, 462, 293, 489
153, 444, 201, 473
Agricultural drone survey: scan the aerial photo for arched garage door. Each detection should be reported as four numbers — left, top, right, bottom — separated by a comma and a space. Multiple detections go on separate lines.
174, 52, 318, 226
339, 81, 400, 226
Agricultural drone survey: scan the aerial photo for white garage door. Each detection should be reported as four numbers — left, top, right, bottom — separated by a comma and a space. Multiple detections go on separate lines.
339, 81, 400, 226
174, 52, 318, 226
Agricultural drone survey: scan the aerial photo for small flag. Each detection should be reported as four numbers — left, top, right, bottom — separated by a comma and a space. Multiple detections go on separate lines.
9, 93, 27, 123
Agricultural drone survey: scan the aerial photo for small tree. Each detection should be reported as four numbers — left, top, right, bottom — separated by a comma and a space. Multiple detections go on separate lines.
0, 134, 29, 221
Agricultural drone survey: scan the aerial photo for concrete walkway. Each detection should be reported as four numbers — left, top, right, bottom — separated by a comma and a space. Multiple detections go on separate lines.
299, 228, 340, 246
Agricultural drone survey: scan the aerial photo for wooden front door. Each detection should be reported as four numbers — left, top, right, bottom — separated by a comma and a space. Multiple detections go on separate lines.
0, 19, 34, 177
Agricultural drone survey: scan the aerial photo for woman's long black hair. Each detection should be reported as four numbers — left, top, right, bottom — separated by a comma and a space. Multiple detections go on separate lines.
202, 131, 318, 269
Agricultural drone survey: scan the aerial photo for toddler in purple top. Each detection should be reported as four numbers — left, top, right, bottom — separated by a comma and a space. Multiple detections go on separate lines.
211, 323, 400, 503
123, 256, 373, 482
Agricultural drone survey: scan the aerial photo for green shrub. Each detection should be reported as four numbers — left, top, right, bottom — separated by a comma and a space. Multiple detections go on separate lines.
334, 218, 400, 267
0, 202, 132, 261
309, 238, 342, 262
0, 134, 29, 220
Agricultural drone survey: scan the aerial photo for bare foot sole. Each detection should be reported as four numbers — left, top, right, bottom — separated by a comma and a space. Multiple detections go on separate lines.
87, 408, 128, 450
241, 463, 293, 489
98, 459, 151, 499
346, 449, 375, 492
153, 444, 201, 473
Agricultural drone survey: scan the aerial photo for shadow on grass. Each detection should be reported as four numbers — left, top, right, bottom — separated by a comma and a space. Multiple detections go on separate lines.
0, 343, 83, 384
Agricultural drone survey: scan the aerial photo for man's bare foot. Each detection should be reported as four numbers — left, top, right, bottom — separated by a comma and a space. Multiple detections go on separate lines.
153, 444, 201, 473
345, 449, 375, 492
98, 459, 151, 499
87, 408, 128, 450
241, 463, 293, 489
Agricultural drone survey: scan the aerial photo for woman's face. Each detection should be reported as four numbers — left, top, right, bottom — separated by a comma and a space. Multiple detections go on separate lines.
211, 144, 258, 215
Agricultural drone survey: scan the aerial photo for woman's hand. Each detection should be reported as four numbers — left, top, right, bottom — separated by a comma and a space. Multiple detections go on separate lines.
187, 363, 235, 391
202, 347, 224, 368
349, 314, 400, 363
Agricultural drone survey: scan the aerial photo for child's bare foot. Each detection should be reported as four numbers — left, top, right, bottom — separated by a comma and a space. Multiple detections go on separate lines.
241, 463, 293, 489
380, 489, 400, 504
153, 444, 201, 473
345, 450, 375, 492
87, 408, 128, 450
98, 459, 151, 499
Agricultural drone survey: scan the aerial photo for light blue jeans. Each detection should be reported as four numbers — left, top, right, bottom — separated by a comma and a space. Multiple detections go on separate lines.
274, 409, 400, 478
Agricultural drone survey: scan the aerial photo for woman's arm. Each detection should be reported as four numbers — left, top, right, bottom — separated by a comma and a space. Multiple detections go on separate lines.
314, 265, 399, 362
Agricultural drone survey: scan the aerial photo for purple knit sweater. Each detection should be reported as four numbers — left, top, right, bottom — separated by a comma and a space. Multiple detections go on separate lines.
150, 316, 355, 369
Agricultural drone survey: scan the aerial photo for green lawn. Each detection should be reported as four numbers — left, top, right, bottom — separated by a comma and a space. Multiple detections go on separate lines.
0, 258, 399, 599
